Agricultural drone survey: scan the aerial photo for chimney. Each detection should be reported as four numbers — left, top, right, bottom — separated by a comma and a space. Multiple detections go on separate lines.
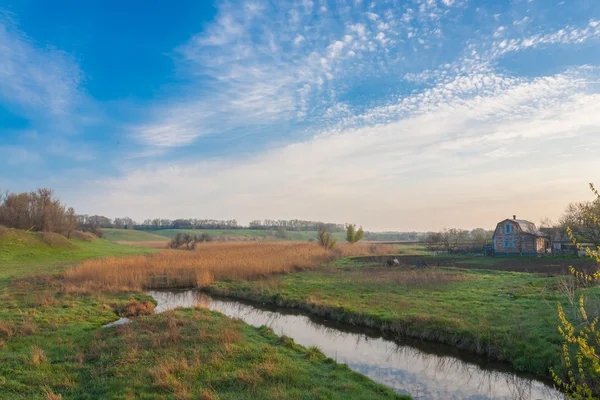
513, 215, 516, 220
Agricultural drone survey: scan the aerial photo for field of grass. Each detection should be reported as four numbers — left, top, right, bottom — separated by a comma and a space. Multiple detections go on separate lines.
0, 273, 405, 399
208, 256, 600, 378
0, 231, 409, 399
64, 242, 397, 292
108, 228, 348, 242
0, 228, 156, 281
101, 228, 171, 242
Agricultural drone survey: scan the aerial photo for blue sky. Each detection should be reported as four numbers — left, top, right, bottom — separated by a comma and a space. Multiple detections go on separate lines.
1, 0, 600, 230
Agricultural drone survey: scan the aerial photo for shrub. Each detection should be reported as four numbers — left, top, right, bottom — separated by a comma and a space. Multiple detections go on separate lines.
114, 299, 155, 317
551, 183, 600, 398
345, 224, 364, 244
318, 228, 336, 249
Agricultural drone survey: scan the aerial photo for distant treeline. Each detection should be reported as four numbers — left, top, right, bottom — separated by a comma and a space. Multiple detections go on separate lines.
248, 220, 344, 232
74, 216, 348, 233
0, 188, 480, 244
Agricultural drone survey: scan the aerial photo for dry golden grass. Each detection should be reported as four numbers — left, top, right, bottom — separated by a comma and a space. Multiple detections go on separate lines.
70, 230, 98, 242
64, 241, 394, 292
43, 387, 63, 400
31, 345, 47, 366
0, 321, 13, 338
114, 299, 155, 317
333, 243, 397, 257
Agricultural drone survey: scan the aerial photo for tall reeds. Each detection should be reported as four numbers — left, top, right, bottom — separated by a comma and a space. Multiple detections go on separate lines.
63, 242, 395, 292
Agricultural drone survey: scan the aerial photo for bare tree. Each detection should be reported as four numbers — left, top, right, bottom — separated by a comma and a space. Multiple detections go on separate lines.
559, 200, 600, 247
425, 231, 442, 251
440, 228, 469, 252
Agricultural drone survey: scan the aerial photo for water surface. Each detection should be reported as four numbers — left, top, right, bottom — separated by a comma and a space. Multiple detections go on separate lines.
144, 290, 564, 400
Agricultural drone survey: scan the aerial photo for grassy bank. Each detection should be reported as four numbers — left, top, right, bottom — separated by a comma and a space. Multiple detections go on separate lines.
101, 228, 170, 242
208, 257, 599, 377
0, 228, 156, 281
0, 231, 409, 399
82, 309, 407, 399
0, 274, 406, 399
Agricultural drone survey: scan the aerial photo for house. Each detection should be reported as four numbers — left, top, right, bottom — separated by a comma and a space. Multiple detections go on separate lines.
492, 215, 547, 256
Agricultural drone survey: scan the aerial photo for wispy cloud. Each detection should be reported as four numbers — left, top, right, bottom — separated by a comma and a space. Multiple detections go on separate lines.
85, 65, 600, 229
133, 0, 468, 149
0, 13, 83, 122
67, 1, 600, 229
0, 145, 42, 166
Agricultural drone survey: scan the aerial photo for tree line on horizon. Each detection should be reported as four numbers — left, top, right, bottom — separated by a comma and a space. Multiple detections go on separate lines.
2, 188, 598, 248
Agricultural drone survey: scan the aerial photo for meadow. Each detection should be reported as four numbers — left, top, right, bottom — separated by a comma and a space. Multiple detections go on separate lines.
0, 228, 156, 281
3, 227, 595, 398
63, 242, 397, 292
0, 230, 406, 399
103, 228, 348, 242
208, 254, 600, 378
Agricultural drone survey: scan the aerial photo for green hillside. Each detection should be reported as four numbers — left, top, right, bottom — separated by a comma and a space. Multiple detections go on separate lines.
0, 228, 155, 279
101, 228, 169, 242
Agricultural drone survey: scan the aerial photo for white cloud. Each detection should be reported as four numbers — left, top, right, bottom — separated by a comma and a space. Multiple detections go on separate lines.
491, 22, 600, 56
86, 63, 600, 230
327, 40, 346, 58
366, 12, 379, 21
91, 1, 600, 230
0, 16, 83, 120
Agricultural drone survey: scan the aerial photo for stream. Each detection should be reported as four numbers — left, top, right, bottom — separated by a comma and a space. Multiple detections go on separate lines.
109, 290, 565, 400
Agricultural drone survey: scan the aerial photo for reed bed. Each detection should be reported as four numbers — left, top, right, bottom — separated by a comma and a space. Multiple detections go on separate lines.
63, 242, 395, 292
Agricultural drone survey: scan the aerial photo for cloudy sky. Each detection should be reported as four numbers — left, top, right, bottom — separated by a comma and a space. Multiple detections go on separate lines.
1, 0, 599, 231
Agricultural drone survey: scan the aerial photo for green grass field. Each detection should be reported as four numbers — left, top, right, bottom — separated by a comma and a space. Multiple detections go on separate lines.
0, 228, 156, 281
0, 228, 409, 399
101, 228, 170, 242
209, 257, 600, 377
103, 227, 347, 242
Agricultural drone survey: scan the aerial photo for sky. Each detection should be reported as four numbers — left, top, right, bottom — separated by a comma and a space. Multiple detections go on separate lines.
1, 0, 600, 231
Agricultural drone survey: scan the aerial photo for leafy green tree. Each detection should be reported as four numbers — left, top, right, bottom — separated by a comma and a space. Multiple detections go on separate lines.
345, 224, 364, 244
551, 183, 600, 399
318, 227, 337, 249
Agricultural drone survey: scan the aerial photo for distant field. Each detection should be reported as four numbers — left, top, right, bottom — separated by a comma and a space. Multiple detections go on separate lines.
108, 228, 347, 242
101, 228, 170, 242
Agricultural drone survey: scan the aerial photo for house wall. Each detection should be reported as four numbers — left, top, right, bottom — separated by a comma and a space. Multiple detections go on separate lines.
536, 237, 546, 254
493, 220, 539, 255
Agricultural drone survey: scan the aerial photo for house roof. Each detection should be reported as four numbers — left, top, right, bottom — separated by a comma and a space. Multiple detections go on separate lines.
494, 218, 546, 237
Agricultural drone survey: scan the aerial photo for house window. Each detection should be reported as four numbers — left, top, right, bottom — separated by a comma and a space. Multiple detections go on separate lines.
505, 223, 512, 234
503, 237, 514, 248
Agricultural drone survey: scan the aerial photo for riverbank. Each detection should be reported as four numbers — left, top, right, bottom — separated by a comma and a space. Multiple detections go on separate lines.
148, 289, 562, 399
208, 257, 598, 377
0, 232, 409, 399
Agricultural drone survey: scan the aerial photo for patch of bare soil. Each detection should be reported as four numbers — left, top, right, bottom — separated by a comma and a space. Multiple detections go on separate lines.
354, 255, 598, 275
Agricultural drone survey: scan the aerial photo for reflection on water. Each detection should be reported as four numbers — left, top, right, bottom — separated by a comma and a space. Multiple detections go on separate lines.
146, 290, 564, 400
